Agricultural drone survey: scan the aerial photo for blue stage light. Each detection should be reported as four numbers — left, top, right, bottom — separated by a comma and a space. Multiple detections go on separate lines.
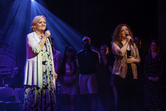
0, 0, 83, 67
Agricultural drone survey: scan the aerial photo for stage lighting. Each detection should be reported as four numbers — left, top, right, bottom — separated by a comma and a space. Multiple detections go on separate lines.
31, 0, 34, 2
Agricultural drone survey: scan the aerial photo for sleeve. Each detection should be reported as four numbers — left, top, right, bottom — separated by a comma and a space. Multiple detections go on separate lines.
95, 51, 100, 64
112, 42, 124, 57
157, 55, 165, 78
54, 52, 61, 74
144, 56, 150, 78
76, 60, 79, 67
134, 44, 141, 61
26, 34, 42, 54
77, 52, 80, 65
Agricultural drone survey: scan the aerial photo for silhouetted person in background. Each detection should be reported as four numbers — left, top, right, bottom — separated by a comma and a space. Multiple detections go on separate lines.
51, 37, 61, 75
77, 36, 100, 111
5, 66, 23, 88
60, 46, 79, 111
133, 37, 148, 110
144, 40, 166, 111
98, 44, 115, 111
51, 37, 61, 110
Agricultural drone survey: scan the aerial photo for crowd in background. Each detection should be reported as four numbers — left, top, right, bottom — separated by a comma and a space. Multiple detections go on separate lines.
0, 16, 166, 111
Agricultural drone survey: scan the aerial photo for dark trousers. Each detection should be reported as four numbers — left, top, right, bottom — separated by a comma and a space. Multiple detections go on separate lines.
113, 75, 137, 111
98, 85, 115, 111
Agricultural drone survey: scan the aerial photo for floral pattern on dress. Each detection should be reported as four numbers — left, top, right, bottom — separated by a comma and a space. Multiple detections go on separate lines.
23, 39, 57, 111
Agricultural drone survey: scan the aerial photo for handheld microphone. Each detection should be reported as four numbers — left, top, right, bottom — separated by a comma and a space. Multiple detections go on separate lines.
45, 28, 53, 46
126, 34, 133, 45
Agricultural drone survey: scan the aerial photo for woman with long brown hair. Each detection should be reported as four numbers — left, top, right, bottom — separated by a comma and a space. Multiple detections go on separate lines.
111, 24, 140, 111
60, 46, 79, 111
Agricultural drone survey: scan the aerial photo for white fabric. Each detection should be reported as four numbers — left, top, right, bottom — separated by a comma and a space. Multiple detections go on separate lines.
65, 62, 74, 73
24, 32, 56, 88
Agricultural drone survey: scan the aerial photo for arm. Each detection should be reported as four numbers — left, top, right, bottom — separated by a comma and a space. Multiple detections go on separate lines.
127, 44, 141, 64
27, 31, 50, 54
27, 34, 42, 54
108, 66, 113, 73
119, 36, 131, 55
96, 51, 100, 79
154, 55, 165, 82
58, 62, 66, 84
38, 30, 51, 48
127, 56, 140, 64
144, 56, 154, 81
59, 75, 67, 85
54, 51, 61, 74
120, 41, 130, 55
112, 42, 125, 58
56, 53, 61, 74
66, 61, 79, 85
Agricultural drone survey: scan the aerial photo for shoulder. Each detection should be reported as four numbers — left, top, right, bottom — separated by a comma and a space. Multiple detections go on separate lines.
91, 49, 99, 53
27, 32, 34, 37
77, 49, 84, 55
91, 49, 100, 55
112, 41, 121, 48
133, 43, 138, 49
26, 32, 35, 40
54, 49, 61, 55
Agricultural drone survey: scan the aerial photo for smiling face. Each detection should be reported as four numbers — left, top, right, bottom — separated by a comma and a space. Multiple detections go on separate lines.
120, 25, 129, 40
31, 15, 46, 32
100, 45, 109, 56
150, 42, 157, 52
35, 18, 46, 32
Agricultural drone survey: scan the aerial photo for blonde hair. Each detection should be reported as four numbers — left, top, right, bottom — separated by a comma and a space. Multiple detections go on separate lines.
30, 15, 46, 31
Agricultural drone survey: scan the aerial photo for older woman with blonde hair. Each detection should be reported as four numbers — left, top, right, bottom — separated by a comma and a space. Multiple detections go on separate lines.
111, 24, 140, 111
23, 15, 57, 111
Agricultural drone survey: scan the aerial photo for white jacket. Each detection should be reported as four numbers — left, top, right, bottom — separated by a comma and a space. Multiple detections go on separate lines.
24, 32, 56, 88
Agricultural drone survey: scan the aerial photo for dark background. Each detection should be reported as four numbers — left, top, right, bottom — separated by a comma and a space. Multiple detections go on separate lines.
43, 0, 158, 50
1, 0, 166, 74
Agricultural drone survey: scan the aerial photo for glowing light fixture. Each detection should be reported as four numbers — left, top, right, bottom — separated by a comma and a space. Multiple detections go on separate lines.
0, 0, 83, 67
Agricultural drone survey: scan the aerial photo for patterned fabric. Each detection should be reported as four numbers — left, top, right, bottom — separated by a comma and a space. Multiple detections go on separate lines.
23, 39, 57, 111
111, 42, 140, 79
144, 54, 166, 109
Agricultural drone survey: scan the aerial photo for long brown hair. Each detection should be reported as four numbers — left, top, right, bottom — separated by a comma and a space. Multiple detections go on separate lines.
111, 24, 134, 46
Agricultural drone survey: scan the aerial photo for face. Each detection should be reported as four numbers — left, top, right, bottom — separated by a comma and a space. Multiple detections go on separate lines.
35, 18, 46, 32
13, 67, 20, 76
100, 46, 108, 56
82, 39, 91, 47
66, 49, 74, 58
121, 26, 129, 39
150, 42, 157, 52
